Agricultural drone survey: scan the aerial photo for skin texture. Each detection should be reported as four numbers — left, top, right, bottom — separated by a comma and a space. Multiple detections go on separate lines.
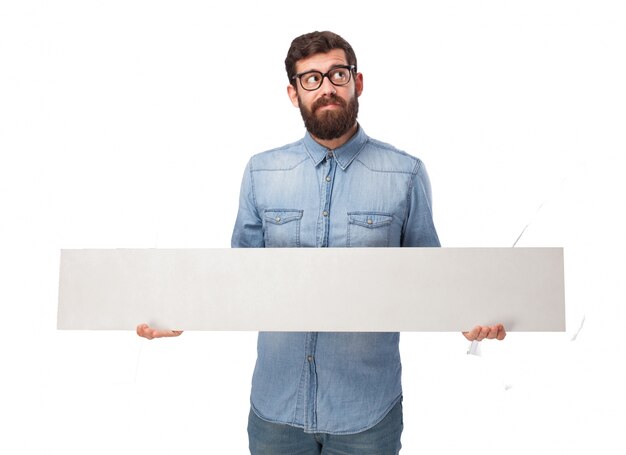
137, 49, 506, 343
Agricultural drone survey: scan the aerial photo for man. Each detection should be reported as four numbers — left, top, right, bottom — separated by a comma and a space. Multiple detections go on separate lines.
137, 31, 505, 454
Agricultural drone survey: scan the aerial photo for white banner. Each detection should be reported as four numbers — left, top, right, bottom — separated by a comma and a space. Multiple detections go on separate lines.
57, 248, 565, 332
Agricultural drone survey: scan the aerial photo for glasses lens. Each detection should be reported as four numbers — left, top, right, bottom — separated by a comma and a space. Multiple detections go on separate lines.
299, 71, 323, 90
328, 67, 351, 86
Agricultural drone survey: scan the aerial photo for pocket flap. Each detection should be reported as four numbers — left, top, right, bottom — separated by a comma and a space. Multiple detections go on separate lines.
264, 209, 303, 225
348, 212, 393, 228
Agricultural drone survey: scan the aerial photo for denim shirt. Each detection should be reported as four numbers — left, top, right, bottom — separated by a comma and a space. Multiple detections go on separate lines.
231, 126, 440, 434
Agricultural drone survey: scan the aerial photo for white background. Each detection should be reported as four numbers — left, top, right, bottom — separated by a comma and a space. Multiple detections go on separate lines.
1, 1, 625, 453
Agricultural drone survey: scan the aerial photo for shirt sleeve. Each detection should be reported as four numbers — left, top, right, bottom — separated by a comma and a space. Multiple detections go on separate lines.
401, 160, 441, 248
231, 159, 264, 248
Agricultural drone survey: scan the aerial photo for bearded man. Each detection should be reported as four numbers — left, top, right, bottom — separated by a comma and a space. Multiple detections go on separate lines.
138, 31, 505, 454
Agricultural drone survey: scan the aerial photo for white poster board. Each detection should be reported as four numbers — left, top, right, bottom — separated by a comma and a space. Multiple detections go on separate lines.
57, 247, 565, 332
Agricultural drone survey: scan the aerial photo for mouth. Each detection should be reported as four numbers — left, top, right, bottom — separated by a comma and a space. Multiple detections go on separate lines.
317, 103, 341, 111
312, 94, 346, 113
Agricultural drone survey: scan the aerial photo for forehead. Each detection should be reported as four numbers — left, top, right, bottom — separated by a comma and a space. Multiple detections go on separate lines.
295, 49, 348, 73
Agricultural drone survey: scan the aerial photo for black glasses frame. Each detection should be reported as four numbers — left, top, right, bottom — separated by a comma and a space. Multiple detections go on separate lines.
292, 65, 356, 91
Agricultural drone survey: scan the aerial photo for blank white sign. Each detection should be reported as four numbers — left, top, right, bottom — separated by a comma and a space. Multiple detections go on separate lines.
57, 248, 565, 332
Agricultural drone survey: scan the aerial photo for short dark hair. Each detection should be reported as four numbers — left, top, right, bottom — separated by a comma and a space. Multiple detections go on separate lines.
285, 31, 357, 86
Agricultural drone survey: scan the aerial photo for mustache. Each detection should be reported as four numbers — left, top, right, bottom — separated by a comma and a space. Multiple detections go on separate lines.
312, 94, 347, 113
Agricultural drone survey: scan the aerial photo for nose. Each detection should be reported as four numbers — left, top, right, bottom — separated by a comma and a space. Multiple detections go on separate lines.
319, 74, 337, 95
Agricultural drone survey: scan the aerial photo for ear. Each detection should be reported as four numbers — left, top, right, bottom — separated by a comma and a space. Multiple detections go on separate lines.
355, 72, 364, 97
287, 84, 299, 108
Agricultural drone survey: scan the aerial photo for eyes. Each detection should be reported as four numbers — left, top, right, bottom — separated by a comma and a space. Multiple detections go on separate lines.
295, 65, 355, 91
304, 73, 321, 85
303, 68, 349, 85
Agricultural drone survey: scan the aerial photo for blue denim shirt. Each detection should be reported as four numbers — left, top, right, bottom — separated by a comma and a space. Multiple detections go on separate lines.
231, 126, 440, 434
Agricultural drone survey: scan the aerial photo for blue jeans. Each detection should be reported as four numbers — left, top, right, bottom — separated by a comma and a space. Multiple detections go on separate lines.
248, 400, 403, 454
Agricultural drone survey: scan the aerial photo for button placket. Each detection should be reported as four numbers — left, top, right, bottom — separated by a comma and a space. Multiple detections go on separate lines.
317, 151, 337, 248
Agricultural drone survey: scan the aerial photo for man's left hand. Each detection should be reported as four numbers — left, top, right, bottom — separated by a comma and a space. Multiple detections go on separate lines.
463, 324, 506, 341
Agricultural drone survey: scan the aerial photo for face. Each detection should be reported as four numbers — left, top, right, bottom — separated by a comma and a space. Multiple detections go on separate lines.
288, 49, 363, 141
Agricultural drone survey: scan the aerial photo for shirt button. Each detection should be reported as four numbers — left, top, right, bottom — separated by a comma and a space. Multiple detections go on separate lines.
328, 151, 334, 158
307, 356, 313, 362
322, 211, 328, 217
325, 176, 331, 182
367, 219, 373, 225
275, 217, 281, 223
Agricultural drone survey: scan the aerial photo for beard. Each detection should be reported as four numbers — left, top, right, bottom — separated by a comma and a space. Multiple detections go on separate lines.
298, 92, 359, 140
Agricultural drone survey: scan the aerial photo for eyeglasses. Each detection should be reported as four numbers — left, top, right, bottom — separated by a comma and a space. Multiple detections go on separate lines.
292, 65, 356, 91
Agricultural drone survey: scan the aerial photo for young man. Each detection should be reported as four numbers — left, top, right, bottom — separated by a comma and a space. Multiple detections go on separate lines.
138, 31, 505, 454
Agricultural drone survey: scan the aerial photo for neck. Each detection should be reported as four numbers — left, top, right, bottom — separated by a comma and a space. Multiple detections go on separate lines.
310, 123, 358, 150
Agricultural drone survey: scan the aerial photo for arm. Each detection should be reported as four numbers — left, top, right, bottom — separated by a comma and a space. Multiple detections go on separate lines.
231, 159, 264, 248
137, 160, 263, 340
401, 159, 440, 248
403, 161, 506, 341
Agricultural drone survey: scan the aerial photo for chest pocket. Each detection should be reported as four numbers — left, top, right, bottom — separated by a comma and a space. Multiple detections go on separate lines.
347, 212, 393, 247
263, 209, 303, 247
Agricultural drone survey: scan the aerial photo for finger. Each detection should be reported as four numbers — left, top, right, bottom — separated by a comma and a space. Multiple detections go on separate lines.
463, 325, 481, 341
496, 324, 507, 340
136, 324, 183, 339
136, 324, 154, 340
468, 325, 482, 341
477, 326, 490, 341
485, 325, 499, 339
152, 329, 184, 338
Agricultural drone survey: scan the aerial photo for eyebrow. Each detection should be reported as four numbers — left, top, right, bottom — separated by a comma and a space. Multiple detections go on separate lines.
298, 63, 350, 75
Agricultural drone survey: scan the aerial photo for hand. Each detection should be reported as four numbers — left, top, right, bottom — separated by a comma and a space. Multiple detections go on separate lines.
462, 324, 506, 341
136, 323, 183, 340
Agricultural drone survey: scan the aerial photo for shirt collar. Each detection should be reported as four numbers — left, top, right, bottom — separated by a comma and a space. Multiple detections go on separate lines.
303, 125, 367, 170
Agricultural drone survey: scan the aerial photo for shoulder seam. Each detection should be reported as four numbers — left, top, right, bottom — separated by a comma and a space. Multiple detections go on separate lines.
355, 138, 421, 174
250, 140, 308, 172
251, 156, 309, 172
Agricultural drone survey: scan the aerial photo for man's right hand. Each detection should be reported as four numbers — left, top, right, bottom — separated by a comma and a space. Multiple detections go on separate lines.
136, 323, 184, 340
